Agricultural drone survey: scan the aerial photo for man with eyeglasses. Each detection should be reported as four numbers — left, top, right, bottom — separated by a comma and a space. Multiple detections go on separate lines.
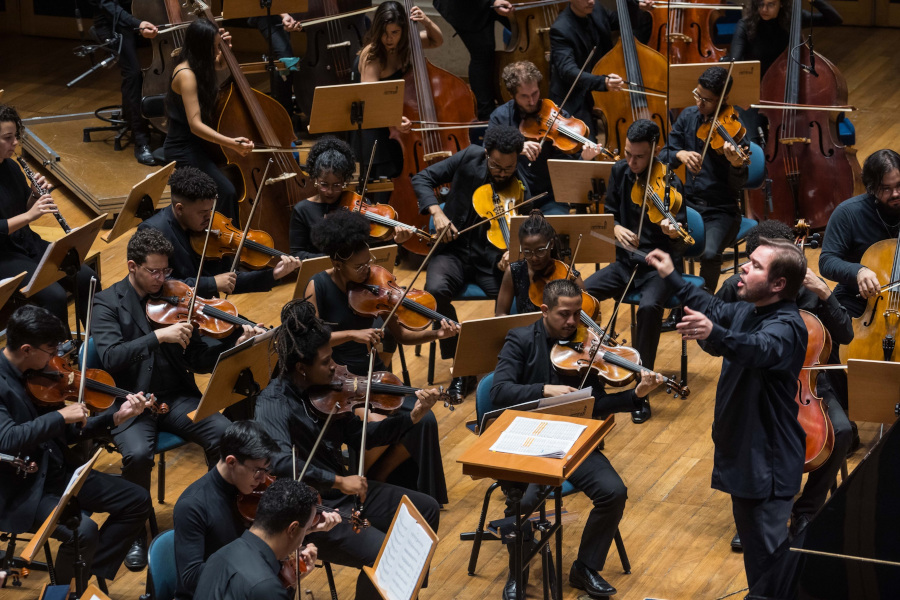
658, 66, 749, 294
139, 166, 301, 297
92, 227, 265, 565
173, 421, 339, 599
413, 125, 528, 398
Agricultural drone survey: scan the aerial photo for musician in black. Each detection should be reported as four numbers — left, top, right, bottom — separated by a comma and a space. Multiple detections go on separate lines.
249, 12, 303, 131
139, 166, 301, 297
658, 66, 749, 294
0, 104, 97, 330
414, 125, 524, 397
491, 279, 664, 599
253, 299, 441, 600
489, 60, 606, 215
583, 119, 686, 424
645, 239, 808, 588
174, 420, 339, 599
193, 478, 321, 600
92, 228, 263, 561
0, 305, 152, 582
717, 220, 853, 546
89, 0, 158, 165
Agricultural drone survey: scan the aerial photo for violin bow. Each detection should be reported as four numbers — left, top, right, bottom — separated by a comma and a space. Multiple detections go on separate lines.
699, 61, 735, 166
595, 265, 640, 352
357, 142, 378, 197
228, 159, 274, 275
186, 196, 218, 334
296, 403, 339, 484
635, 136, 659, 244
75, 276, 98, 431
564, 234, 584, 280
453, 192, 548, 237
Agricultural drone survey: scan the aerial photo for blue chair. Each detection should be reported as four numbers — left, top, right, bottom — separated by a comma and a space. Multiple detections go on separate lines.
462, 373, 631, 576
141, 530, 176, 600
726, 142, 762, 273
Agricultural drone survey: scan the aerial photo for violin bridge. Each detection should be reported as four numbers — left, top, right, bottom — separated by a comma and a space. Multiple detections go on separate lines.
67, 373, 75, 386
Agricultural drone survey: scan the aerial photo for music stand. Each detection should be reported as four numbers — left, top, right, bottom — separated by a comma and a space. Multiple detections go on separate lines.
848, 359, 900, 425
80, 583, 111, 600
0, 272, 27, 311
548, 159, 615, 208
102, 161, 175, 244
189, 327, 280, 423
668, 61, 761, 109
477, 389, 596, 434
292, 244, 398, 300
509, 213, 615, 267
451, 313, 542, 379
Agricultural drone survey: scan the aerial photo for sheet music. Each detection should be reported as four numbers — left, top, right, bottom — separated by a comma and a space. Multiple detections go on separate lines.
373, 503, 433, 600
489, 416, 587, 458
63, 458, 93, 498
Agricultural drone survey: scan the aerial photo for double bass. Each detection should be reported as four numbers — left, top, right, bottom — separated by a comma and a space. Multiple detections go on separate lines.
388, 0, 478, 255
648, 0, 728, 64
746, 0, 861, 226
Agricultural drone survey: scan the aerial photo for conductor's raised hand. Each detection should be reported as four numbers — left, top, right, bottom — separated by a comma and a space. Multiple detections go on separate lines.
645, 248, 675, 277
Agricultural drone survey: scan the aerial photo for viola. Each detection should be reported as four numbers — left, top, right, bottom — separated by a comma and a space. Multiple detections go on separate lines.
348, 264, 456, 331
336, 191, 434, 245
797, 310, 835, 472
519, 99, 619, 159
191, 211, 290, 270
527, 258, 601, 317
631, 161, 695, 246
472, 178, 526, 250
26, 355, 169, 414
494, 0, 566, 103
695, 105, 751, 165
146, 280, 262, 339
551, 323, 690, 397
0, 453, 38, 476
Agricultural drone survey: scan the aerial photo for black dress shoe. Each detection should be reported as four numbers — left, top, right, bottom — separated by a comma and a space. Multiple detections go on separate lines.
449, 375, 477, 402
660, 309, 680, 332
731, 532, 742, 552
569, 560, 616, 597
124, 536, 147, 571
631, 397, 651, 424
134, 145, 156, 166
502, 566, 529, 600
789, 513, 811, 539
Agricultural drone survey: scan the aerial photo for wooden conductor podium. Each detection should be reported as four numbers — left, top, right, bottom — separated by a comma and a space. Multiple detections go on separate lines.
457, 410, 615, 600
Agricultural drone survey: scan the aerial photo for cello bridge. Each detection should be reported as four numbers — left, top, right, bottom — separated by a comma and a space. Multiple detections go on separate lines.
424, 151, 453, 162
780, 137, 811, 145
667, 34, 693, 43
883, 308, 900, 339
537, 27, 551, 34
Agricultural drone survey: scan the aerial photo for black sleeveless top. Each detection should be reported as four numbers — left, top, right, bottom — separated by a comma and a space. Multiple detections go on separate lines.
510, 260, 540, 314
164, 66, 199, 152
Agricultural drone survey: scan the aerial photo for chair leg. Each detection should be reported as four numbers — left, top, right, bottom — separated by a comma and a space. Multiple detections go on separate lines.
148, 507, 159, 538
614, 528, 631, 574
681, 336, 689, 386
43, 541, 56, 585
324, 561, 338, 600
428, 341, 436, 386
629, 304, 636, 346
468, 481, 501, 576
158, 451, 166, 504
396, 344, 411, 387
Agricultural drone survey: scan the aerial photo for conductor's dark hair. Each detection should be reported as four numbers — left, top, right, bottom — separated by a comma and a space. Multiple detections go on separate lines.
5, 305, 68, 352
484, 125, 525, 155
311, 210, 370, 261
277, 299, 332, 372
219, 421, 280, 463
543, 278, 581, 309
307, 137, 356, 183
626, 119, 660, 145
757, 237, 807, 300
0, 104, 24, 140
254, 478, 318, 536
128, 227, 174, 265
862, 149, 900, 196
518, 210, 561, 260
744, 220, 794, 254
173, 18, 220, 124
698, 66, 733, 97
169, 166, 218, 204
362, 1, 410, 71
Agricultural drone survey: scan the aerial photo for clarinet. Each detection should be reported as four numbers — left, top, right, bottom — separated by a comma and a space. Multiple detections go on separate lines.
16, 155, 71, 233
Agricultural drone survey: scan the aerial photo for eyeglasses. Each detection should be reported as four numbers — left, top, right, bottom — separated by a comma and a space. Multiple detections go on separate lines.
486, 155, 518, 176
242, 462, 271, 477
876, 183, 900, 196
316, 180, 346, 193
342, 254, 375, 274
30, 345, 59, 357
691, 88, 718, 106
521, 242, 553, 259
140, 265, 173, 279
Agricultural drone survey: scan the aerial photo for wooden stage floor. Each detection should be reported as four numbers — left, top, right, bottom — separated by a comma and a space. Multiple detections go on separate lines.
1, 25, 898, 600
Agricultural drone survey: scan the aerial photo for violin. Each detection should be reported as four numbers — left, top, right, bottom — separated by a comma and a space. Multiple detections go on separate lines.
26, 355, 169, 414
632, 160, 695, 246
472, 178, 525, 250
0, 453, 38, 476
191, 211, 290, 270
337, 191, 434, 245
145, 280, 262, 339
551, 323, 690, 397
519, 99, 619, 160
527, 259, 601, 320
348, 264, 456, 331
696, 105, 751, 166
797, 310, 835, 472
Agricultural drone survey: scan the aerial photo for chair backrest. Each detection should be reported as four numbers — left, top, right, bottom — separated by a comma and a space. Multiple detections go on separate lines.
146, 529, 177, 600
683, 206, 706, 259
474, 372, 496, 427
745, 142, 765, 190
77, 338, 102, 370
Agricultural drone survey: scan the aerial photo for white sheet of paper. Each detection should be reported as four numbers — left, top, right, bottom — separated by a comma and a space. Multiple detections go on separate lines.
489, 416, 587, 458
373, 503, 433, 600
63, 459, 92, 498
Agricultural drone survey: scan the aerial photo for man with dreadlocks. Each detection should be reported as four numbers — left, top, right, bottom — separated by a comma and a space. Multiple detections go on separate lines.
254, 299, 441, 600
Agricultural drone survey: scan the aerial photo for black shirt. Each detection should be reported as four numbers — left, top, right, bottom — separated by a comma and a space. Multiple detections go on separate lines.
289, 200, 335, 259
173, 467, 248, 599
0, 157, 47, 258
193, 530, 290, 600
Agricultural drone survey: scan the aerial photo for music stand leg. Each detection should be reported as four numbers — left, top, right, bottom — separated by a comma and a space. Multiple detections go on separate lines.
61, 498, 87, 597
58, 247, 83, 342
507, 487, 525, 600
554, 487, 563, 600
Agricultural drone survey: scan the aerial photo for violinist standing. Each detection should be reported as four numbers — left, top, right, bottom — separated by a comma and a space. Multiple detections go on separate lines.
658, 67, 749, 294
253, 299, 441, 600
92, 228, 264, 563
491, 279, 664, 600
489, 61, 604, 215
414, 125, 525, 398
88, 0, 158, 165
0, 305, 153, 580
139, 166, 301, 298
584, 119, 686, 423
645, 240, 807, 588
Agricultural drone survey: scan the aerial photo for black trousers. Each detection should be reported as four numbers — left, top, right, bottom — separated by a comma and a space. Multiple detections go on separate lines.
0, 250, 97, 330
162, 141, 240, 222
687, 202, 741, 293
503, 450, 627, 572
453, 25, 499, 121
113, 395, 230, 491
306, 481, 440, 600
584, 262, 668, 372
93, 25, 149, 147
252, 17, 300, 116
424, 252, 502, 360
731, 493, 794, 588
34, 470, 151, 585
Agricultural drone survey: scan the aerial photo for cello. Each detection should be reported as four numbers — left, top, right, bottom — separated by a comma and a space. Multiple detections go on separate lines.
746, 0, 861, 227
797, 310, 835, 472
591, 0, 669, 155
647, 0, 730, 64
388, 0, 478, 255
